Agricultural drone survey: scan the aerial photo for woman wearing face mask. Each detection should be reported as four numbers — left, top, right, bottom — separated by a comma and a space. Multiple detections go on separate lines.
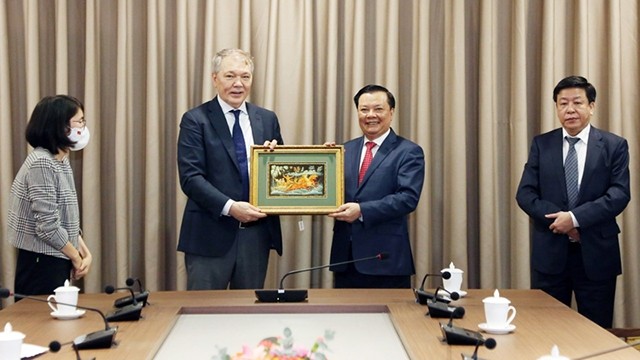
7, 95, 93, 295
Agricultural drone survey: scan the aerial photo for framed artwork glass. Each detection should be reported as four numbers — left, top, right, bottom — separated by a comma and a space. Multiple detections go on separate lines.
250, 145, 344, 214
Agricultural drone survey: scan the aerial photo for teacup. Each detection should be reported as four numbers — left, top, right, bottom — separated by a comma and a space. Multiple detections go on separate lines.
0, 323, 25, 360
47, 280, 80, 314
441, 262, 464, 293
482, 289, 516, 328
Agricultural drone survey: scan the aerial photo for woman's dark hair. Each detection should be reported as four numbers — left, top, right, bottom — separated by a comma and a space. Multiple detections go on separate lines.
353, 84, 396, 109
553, 76, 596, 103
25, 95, 84, 154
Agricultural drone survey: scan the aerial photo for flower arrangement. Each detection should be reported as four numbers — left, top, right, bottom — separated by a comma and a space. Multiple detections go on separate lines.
214, 327, 335, 360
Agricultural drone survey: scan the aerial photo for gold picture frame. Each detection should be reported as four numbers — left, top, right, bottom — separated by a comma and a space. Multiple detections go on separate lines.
250, 145, 344, 215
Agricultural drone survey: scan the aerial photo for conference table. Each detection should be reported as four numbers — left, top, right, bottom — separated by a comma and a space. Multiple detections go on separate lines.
1, 288, 638, 359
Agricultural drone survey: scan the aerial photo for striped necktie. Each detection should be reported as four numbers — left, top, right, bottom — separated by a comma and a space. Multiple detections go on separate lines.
564, 136, 580, 209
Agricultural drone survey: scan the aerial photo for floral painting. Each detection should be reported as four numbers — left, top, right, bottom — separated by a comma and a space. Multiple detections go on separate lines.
268, 163, 325, 197
213, 327, 335, 360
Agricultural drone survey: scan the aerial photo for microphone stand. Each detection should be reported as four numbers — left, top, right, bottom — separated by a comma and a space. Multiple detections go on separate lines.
461, 337, 497, 360
426, 287, 463, 318
113, 277, 150, 308
0, 289, 117, 350
49, 340, 95, 360
573, 340, 640, 360
104, 285, 144, 321
414, 271, 452, 304
255, 253, 387, 303
440, 307, 487, 346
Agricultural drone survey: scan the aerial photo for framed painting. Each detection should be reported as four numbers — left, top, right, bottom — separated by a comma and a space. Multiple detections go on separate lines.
250, 145, 344, 214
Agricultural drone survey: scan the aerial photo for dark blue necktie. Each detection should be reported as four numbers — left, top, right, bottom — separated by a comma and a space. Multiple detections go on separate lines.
564, 136, 580, 209
231, 109, 249, 201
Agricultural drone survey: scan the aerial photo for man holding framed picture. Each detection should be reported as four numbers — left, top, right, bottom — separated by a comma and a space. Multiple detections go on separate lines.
328, 84, 425, 288
177, 48, 282, 290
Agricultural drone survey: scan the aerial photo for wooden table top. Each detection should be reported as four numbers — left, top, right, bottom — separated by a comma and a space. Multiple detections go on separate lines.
1, 289, 638, 359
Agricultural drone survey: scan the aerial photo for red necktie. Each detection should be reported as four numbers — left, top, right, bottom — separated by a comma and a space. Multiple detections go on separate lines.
358, 141, 376, 185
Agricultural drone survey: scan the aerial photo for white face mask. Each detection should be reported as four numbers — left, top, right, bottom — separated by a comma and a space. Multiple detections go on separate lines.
68, 126, 91, 151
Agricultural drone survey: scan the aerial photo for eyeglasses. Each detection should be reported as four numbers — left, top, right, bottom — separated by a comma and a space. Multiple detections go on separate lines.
71, 119, 86, 126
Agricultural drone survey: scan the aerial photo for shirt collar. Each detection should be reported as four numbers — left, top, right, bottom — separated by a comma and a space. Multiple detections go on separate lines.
563, 124, 591, 144
217, 97, 248, 115
364, 129, 391, 148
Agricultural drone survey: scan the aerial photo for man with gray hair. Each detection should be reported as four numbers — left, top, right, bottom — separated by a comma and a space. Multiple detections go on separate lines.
177, 48, 283, 290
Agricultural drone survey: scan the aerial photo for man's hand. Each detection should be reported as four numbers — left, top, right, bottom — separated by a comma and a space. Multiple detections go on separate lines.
229, 201, 267, 223
324, 141, 336, 147
328, 203, 361, 223
263, 139, 278, 151
545, 211, 575, 234
567, 228, 581, 242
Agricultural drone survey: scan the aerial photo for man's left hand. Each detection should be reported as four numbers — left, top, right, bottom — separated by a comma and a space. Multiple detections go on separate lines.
328, 203, 362, 223
545, 211, 575, 234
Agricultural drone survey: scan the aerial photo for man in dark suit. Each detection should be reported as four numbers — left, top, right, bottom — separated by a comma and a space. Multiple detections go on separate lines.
177, 49, 283, 290
516, 76, 630, 327
328, 84, 425, 288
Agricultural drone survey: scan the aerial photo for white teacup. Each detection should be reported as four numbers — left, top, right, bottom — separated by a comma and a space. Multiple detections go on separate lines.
0, 323, 25, 360
482, 289, 516, 328
47, 280, 80, 314
441, 262, 464, 293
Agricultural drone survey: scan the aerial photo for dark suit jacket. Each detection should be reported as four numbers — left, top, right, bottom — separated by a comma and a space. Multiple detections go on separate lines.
177, 97, 283, 257
516, 126, 630, 281
330, 129, 425, 276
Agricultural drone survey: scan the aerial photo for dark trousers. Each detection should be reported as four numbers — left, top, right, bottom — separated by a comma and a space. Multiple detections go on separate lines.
531, 242, 617, 328
185, 224, 270, 290
333, 244, 411, 289
15, 249, 73, 296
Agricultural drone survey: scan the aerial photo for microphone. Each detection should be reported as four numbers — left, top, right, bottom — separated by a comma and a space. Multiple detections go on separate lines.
0, 288, 117, 350
573, 340, 640, 360
255, 253, 389, 302
414, 271, 453, 304
104, 285, 143, 321
49, 340, 94, 360
440, 307, 487, 345
426, 287, 463, 318
462, 337, 497, 360
113, 277, 150, 308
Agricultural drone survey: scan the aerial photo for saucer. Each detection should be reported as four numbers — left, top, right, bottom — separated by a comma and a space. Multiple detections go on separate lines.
478, 323, 516, 335
50, 309, 85, 320
437, 289, 467, 298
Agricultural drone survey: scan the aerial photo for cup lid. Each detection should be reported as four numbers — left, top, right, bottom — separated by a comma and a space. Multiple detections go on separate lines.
441, 262, 464, 274
482, 289, 510, 303
537, 345, 570, 360
54, 279, 80, 292
0, 323, 25, 341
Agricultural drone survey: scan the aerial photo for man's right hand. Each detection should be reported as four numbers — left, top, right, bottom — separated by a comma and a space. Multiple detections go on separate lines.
229, 201, 267, 223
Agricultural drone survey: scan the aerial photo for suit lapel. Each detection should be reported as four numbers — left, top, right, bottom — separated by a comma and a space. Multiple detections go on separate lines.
580, 127, 604, 197
342, 138, 363, 197
247, 103, 263, 145
208, 97, 241, 172
357, 130, 398, 190
546, 129, 567, 200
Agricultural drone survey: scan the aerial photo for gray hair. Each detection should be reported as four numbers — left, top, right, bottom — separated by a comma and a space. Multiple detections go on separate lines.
211, 48, 254, 74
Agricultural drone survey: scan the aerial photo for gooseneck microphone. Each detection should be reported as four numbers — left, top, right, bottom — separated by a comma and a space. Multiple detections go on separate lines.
414, 271, 452, 304
0, 288, 117, 350
113, 277, 150, 308
49, 340, 91, 360
104, 285, 143, 321
426, 287, 463, 318
573, 340, 640, 360
462, 337, 497, 360
440, 307, 488, 345
255, 253, 389, 303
